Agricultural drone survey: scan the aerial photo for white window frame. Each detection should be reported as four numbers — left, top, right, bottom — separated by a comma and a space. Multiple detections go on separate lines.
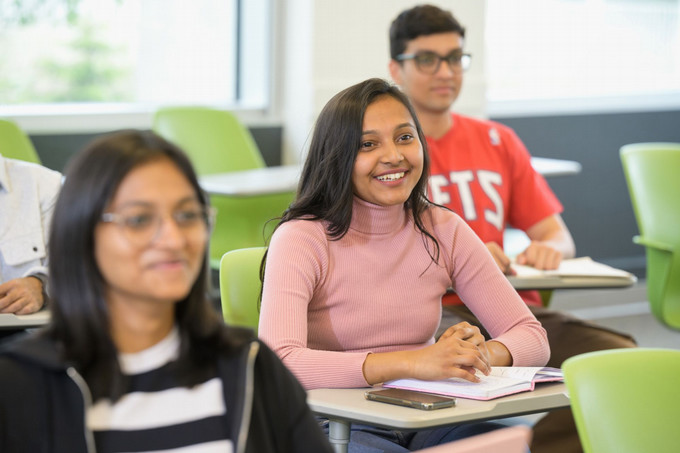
485, 0, 680, 118
1, 0, 277, 134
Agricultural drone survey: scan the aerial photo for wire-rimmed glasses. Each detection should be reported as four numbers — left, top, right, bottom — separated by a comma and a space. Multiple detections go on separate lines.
101, 204, 216, 247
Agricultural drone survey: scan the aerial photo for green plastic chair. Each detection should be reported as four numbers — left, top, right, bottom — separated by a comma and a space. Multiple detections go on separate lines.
219, 247, 266, 334
152, 107, 294, 268
563, 348, 680, 453
620, 143, 680, 329
0, 119, 42, 163
152, 106, 264, 175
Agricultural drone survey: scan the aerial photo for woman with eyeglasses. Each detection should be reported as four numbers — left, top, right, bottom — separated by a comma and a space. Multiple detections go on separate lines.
0, 130, 332, 453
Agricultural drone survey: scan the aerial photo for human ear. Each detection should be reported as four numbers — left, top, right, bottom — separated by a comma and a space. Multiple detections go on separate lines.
388, 59, 403, 86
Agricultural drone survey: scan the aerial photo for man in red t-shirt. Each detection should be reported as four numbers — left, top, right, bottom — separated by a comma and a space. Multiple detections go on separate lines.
388, 5, 635, 453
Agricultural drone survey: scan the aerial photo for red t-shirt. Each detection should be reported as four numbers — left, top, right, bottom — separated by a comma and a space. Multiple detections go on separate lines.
427, 114, 563, 307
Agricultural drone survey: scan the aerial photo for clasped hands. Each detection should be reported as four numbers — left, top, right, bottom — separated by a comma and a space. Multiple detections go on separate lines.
363, 321, 513, 385
410, 322, 492, 383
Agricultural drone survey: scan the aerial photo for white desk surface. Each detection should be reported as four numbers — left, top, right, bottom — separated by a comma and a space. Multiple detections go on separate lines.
0, 311, 50, 329
198, 157, 581, 197
530, 157, 582, 177
508, 273, 637, 291
199, 164, 301, 197
307, 382, 569, 431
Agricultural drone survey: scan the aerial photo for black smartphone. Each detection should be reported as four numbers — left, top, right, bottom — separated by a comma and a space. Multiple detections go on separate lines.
364, 388, 456, 411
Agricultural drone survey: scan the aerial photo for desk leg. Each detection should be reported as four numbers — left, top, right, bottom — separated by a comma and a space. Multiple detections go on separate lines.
328, 418, 351, 453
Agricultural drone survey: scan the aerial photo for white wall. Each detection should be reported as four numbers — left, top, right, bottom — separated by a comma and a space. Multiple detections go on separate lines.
278, 0, 487, 164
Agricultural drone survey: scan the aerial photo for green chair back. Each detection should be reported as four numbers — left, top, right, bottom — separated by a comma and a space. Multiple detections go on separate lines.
0, 119, 42, 164
152, 106, 264, 174
219, 247, 266, 334
620, 143, 680, 329
563, 348, 680, 453
152, 107, 294, 267
206, 193, 291, 268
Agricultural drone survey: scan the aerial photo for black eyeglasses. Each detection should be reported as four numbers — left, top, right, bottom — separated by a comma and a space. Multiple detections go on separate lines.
396, 50, 472, 75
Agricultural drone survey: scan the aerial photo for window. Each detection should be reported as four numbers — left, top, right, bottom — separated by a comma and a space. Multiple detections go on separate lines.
486, 0, 680, 115
0, 0, 271, 130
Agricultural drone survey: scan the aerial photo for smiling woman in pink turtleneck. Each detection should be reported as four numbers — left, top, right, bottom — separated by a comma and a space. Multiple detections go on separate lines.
258, 78, 549, 452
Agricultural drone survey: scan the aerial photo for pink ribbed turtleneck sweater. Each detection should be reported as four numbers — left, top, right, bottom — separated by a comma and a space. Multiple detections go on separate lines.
259, 198, 549, 389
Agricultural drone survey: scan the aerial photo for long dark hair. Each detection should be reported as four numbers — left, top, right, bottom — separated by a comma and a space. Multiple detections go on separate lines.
46, 130, 227, 400
265, 78, 439, 270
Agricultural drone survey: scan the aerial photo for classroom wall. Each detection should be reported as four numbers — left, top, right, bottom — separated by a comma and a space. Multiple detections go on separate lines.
278, 0, 486, 163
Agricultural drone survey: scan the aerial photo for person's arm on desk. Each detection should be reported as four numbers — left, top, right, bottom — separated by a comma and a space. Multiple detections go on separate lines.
516, 214, 575, 270
362, 320, 515, 385
487, 214, 576, 274
0, 276, 46, 314
362, 323, 492, 385
440, 323, 513, 367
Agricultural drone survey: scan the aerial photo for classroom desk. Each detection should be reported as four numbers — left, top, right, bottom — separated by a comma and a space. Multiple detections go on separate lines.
530, 157, 582, 177
506, 257, 638, 291
198, 157, 581, 197
508, 273, 637, 291
0, 311, 50, 330
199, 164, 301, 197
307, 383, 569, 453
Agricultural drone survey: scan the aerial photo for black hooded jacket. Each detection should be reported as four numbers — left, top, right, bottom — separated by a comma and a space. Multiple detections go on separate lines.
0, 328, 332, 453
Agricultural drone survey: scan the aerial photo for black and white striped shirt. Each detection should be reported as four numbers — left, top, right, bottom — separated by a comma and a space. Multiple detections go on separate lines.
87, 328, 232, 453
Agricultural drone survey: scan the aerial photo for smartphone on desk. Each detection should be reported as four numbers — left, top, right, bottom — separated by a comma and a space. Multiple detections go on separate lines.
365, 388, 456, 411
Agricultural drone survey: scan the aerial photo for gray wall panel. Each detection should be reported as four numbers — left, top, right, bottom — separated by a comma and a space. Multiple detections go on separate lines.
30, 126, 283, 173
492, 110, 680, 274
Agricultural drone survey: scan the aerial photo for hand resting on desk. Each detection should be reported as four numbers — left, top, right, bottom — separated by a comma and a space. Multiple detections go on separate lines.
0, 277, 45, 314
515, 241, 563, 271
513, 213, 575, 270
487, 239, 564, 275
364, 322, 514, 386
363, 322, 492, 386
441, 322, 513, 368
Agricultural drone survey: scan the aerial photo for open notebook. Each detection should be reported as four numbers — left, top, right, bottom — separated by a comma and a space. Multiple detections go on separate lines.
384, 367, 563, 401
507, 256, 636, 289
415, 425, 531, 453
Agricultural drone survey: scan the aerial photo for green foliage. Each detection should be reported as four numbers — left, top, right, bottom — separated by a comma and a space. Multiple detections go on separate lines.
36, 22, 130, 102
0, 6, 131, 104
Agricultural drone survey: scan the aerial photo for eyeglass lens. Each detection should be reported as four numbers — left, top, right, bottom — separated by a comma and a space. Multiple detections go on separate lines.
103, 205, 212, 246
415, 51, 470, 74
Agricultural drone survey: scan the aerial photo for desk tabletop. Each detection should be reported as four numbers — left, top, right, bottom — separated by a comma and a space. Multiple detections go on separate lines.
507, 257, 638, 290
508, 273, 637, 290
0, 311, 50, 329
199, 165, 301, 197
530, 157, 582, 177
307, 383, 569, 431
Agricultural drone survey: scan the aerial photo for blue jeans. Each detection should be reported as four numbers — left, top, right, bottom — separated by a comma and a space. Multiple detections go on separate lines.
320, 419, 507, 453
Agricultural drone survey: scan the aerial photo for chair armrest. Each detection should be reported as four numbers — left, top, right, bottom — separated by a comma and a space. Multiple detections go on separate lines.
633, 236, 675, 253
